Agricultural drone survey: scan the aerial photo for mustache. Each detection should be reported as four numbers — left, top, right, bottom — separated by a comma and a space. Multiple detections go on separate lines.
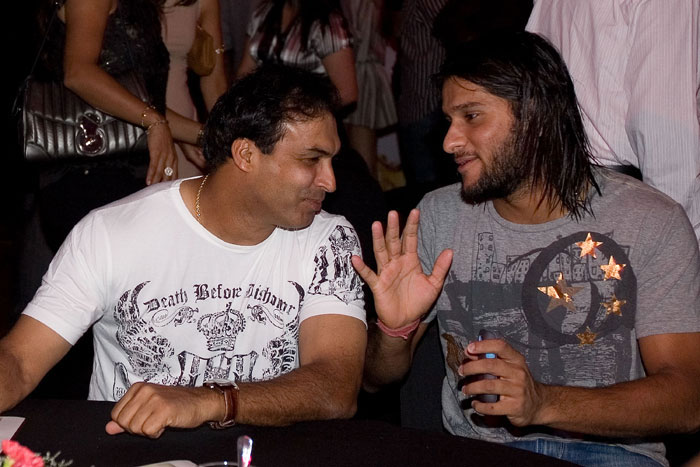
453, 151, 478, 159
304, 192, 326, 202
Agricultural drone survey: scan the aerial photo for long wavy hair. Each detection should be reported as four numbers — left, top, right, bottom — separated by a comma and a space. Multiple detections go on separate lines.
255, 0, 344, 57
438, 32, 600, 220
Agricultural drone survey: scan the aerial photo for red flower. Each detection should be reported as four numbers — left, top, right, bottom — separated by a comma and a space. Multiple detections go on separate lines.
1, 440, 44, 467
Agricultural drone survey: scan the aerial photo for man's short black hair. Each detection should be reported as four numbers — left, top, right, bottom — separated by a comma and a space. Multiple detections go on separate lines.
437, 32, 599, 219
203, 64, 341, 170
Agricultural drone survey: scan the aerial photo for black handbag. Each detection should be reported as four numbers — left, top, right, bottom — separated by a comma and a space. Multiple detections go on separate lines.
19, 73, 149, 162
15, 2, 150, 163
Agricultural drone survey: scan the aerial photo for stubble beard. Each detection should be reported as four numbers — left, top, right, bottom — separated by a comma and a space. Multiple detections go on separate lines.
460, 128, 529, 205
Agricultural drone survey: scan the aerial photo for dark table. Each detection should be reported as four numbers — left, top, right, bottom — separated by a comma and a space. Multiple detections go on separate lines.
6, 399, 576, 467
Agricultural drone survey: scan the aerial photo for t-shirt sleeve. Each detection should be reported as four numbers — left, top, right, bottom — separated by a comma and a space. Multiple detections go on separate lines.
22, 213, 111, 345
635, 204, 700, 337
301, 218, 366, 326
310, 11, 352, 59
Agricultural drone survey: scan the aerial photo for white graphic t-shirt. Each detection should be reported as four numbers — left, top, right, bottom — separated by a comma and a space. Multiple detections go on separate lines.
24, 179, 366, 401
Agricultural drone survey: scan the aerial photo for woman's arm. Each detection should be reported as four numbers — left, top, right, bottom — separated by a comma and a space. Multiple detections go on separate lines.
236, 39, 258, 78
198, 0, 228, 110
165, 109, 202, 145
321, 47, 357, 107
318, 11, 358, 108
62, 0, 177, 184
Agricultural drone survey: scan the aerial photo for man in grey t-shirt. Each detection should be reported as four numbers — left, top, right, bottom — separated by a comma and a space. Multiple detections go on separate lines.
353, 32, 700, 466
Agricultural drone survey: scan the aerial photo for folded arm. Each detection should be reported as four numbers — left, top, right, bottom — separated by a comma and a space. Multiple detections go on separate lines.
235, 313, 366, 424
107, 313, 367, 437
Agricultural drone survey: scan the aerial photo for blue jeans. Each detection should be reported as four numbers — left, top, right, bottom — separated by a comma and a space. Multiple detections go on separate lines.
506, 439, 665, 467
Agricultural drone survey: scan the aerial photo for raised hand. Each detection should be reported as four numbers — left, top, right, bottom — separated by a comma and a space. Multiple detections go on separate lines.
351, 209, 453, 329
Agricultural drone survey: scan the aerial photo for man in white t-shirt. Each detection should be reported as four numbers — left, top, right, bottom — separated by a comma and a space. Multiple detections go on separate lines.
0, 64, 367, 438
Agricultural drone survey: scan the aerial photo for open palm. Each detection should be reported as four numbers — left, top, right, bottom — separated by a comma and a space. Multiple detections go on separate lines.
352, 210, 453, 328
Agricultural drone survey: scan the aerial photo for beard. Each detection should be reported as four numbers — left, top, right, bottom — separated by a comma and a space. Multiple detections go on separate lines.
460, 128, 529, 205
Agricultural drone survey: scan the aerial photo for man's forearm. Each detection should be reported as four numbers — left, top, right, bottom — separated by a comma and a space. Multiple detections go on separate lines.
229, 314, 367, 426
0, 349, 36, 412
235, 359, 362, 426
363, 323, 423, 392
108, 352, 364, 437
0, 317, 73, 413
535, 369, 700, 437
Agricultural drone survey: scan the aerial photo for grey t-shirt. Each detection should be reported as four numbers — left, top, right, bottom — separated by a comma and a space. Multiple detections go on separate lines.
417, 168, 700, 465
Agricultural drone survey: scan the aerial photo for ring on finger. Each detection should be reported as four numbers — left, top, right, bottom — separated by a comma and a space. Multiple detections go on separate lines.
164, 166, 174, 177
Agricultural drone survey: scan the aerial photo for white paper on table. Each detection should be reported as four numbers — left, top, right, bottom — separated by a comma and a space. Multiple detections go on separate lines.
137, 461, 198, 467
0, 416, 25, 447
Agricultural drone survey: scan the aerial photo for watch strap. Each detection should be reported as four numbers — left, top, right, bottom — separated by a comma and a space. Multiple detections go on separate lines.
204, 380, 239, 429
